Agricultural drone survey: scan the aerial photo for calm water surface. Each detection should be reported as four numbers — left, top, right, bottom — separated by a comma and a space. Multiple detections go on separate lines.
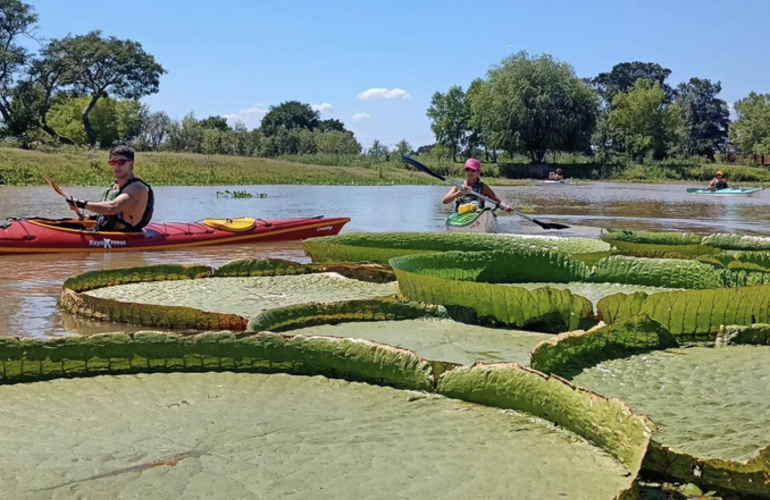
2, 182, 770, 338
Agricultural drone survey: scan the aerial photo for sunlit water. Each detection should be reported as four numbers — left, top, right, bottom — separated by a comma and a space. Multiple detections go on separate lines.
2, 183, 770, 338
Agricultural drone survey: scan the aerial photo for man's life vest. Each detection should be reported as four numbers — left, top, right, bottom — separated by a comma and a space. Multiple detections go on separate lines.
96, 177, 154, 232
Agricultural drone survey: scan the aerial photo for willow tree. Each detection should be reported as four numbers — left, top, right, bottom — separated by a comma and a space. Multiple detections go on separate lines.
474, 51, 599, 163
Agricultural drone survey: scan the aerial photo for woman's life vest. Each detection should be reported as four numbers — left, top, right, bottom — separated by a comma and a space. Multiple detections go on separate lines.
454, 181, 485, 211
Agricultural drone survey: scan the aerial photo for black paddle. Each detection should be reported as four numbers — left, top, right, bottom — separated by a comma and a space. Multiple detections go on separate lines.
402, 155, 571, 230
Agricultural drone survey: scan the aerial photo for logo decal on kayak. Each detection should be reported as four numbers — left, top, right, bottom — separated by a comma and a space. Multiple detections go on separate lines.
89, 239, 127, 249
316, 226, 334, 232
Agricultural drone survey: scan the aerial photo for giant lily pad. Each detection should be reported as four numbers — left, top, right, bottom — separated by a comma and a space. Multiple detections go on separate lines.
571, 345, 770, 498
0, 332, 653, 500
304, 232, 612, 265
277, 317, 551, 367
84, 274, 397, 318
59, 260, 398, 331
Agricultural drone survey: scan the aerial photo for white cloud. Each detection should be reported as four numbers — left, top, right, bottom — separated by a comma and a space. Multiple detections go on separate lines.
357, 88, 411, 100
727, 102, 738, 120
351, 112, 372, 122
311, 102, 333, 112
223, 104, 269, 127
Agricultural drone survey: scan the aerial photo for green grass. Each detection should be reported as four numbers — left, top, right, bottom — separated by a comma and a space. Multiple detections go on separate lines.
0, 149, 446, 187
1, 147, 769, 187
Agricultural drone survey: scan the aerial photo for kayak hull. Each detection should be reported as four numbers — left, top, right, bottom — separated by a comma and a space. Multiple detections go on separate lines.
446, 209, 497, 233
533, 178, 578, 186
0, 216, 350, 254
686, 187, 763, 197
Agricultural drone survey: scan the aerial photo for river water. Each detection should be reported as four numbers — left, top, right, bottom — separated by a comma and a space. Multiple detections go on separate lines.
2, 182, 770, 338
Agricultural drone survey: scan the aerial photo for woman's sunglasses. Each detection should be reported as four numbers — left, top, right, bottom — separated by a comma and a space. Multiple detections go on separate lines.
108, 159, 131, 166
464, 168, 477, 172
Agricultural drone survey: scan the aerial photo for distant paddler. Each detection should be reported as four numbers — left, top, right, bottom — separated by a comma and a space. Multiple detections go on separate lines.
707, 170, 728, 191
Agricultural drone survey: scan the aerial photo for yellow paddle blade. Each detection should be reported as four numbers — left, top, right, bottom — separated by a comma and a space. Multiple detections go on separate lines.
203, 217, 256, 232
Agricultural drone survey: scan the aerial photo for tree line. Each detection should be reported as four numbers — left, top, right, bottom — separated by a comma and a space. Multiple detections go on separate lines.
427, 52, 770, 164
0, 0, 371, 157
2, 1, 768, 164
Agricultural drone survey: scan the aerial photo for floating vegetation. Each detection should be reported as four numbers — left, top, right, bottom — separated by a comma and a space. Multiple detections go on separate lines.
0, 332, 651, 500
46, 230, 770, 498
215, 189, 268, 199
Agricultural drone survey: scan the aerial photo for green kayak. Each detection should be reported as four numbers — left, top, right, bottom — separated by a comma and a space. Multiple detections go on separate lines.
686, 187, 763, 197
446, 208, 497, 233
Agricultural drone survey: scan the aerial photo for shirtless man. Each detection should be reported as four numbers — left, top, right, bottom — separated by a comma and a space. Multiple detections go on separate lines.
63, 145, 154, 232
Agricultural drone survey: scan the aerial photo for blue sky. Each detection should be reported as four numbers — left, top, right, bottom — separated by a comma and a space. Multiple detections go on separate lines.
26, 0, 770, 150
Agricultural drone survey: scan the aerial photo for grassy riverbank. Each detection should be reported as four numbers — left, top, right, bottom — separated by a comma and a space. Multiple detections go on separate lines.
1, 148, 768, 186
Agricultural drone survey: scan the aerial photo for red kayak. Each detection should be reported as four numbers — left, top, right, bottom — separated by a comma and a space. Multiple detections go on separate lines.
0, 216, 350, 254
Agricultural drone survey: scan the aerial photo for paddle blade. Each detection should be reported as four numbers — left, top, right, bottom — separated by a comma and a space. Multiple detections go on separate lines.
43, 175, 67, 198
514, 210, 570, 230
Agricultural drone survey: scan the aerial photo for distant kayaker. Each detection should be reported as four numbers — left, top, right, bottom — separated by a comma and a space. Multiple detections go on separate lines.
707, 171, 728, 190
442, 158, 514, 212
61, 145, 154, 232
548, 168, 564, 181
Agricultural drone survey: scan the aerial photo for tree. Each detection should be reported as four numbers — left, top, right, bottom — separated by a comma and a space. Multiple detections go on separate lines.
316, 131, 361, 154
260, 101, 319, 137
51, 31, 165, 146
0, 0, 37, 126
675, 78, 730, 160
607, 80, 681, 161
368, 139, 388, 158
199, 115, 230, 131
47, 95, 143, 146
593, 62, 674, 106
393, 139, 411, 157
165, 113, 204, 153
730, 92, 770, 157
473, 51, 599, 163
140, 110, 171, 151
23, 47, 75, 143
426, 85, 468, 161
317, 118, 345, 133
465, 78, 491, 161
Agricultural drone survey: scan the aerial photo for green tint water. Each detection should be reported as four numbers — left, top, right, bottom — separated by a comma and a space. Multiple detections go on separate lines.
290, 317, 550, 366
573, 345, 770, 461
0, 372, 631, 500
85, 273, 398, 318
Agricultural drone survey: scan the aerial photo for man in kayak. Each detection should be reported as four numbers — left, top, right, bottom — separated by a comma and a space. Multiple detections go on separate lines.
442, 158, 514, 212
707, 171, 728, 190
63, 145, 154, 232
548, 168, 564, 181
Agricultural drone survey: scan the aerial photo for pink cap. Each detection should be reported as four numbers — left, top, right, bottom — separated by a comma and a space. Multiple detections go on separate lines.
464, 158, 481, 171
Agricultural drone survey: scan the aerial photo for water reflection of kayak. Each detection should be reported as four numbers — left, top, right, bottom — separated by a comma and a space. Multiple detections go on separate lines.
446, 208, 497, 233
685, 187, 763, 197
0, 216, 350, 254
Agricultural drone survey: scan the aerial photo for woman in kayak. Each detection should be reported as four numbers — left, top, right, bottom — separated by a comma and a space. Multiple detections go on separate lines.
60, 145, 154, 232
707, 171, 728, 190
442, 158, 514, 212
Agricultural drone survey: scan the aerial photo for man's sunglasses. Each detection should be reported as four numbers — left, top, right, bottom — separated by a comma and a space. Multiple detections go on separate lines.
108, 159, 131, 166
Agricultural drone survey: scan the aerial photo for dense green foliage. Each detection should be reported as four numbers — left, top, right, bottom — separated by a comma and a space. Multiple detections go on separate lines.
1, 0, 769, 177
